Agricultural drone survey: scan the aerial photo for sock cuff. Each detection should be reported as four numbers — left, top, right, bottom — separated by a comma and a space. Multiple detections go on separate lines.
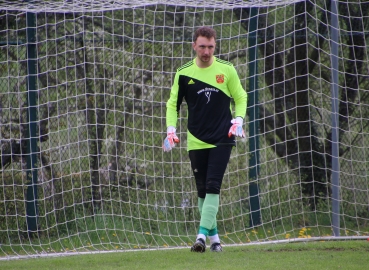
209, 227, 218, 236
198, 226, 210, 236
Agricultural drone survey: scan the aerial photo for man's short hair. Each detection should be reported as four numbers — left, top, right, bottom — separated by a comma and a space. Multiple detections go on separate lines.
193, 26, 217, 42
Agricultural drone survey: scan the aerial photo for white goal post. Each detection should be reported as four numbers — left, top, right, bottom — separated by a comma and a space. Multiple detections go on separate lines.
1, 0, 369, 259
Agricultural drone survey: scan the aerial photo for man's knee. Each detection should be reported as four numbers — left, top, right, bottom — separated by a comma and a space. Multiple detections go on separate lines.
197, 190, 206, 198
196, 182, 206, 198
206, 182, 221, 195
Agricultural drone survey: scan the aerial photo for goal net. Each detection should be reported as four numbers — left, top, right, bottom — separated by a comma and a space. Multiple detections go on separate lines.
1, 0, 369, 258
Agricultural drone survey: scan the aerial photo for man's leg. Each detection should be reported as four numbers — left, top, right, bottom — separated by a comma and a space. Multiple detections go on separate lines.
189, 149, 209, 252
189, 146, 232, 252
202, 146, 232, 251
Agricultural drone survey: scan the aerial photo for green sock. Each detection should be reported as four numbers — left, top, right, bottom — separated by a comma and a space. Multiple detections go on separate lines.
197, 198, 208, 237
199, 194, 219, 230
198, 197, 204, 216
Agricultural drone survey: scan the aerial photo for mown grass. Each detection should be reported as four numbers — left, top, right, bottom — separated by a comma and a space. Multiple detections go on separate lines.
2, 240, 369, 270
2, 220, 368, 258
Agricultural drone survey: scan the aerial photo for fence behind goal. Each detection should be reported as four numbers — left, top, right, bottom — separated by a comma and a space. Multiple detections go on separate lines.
1, 0, 369, 259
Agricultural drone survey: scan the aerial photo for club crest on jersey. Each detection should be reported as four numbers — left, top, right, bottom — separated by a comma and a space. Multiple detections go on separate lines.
216, 74, 224, 84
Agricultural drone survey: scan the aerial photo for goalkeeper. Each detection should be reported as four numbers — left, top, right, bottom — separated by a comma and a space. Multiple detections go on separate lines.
163, 26, 247, 252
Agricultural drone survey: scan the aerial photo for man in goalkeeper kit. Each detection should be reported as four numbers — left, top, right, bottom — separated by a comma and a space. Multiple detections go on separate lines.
163, 26, 247, 252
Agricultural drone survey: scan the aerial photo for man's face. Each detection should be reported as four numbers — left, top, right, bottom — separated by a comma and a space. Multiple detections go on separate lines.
192, 36, 216, 67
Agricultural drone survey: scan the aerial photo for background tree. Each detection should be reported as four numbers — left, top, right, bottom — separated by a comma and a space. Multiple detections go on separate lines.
235, 0, 369, 210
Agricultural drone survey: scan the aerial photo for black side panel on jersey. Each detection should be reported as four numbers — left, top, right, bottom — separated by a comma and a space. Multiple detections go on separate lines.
178, 75, 234, 146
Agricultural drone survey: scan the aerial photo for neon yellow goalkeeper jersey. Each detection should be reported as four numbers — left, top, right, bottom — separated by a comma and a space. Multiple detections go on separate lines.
166, 57, 248, 151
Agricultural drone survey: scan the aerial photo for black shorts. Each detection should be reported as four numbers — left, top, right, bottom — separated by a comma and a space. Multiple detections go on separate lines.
189, 146, 233, 197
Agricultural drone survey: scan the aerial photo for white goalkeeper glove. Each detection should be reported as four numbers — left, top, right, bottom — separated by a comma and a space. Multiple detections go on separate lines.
228, 117, 245, 138
163, 126, 180, 152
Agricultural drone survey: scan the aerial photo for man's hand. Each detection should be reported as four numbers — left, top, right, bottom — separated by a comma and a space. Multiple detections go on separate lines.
163, 126, 180, 152
228, 117, 245, 138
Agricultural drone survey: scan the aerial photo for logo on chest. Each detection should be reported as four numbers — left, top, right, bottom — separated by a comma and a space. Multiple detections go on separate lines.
216, 74, 224, 84
197, 87, 219, 104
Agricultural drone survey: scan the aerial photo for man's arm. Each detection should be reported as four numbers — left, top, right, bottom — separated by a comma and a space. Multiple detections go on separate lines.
228, 66, 248, 119
228, 66, 247, 138
166, 72, 181, 128
164, 72, 181, 151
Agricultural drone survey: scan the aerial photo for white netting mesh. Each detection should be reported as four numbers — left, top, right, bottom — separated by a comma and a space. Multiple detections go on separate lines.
0, 0, 305, 12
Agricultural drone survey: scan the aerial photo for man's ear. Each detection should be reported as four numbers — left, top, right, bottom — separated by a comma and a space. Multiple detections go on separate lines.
192, 42, 196, 50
